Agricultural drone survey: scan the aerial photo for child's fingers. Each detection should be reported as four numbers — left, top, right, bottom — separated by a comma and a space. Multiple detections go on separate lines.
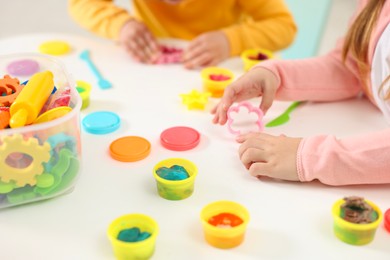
123, 39, 144, 62
135, 35, 156, 63
184, 52, 212, 69
248, 162, 272, 178
238, 138, 265, 159
182, 42, 205, 62
215, 85, 239, 124
128, 39, 148, 62
240, 148, 267, 170
259, 87, 276, 114
211, 104, 224, 124
144, 31, 159, 52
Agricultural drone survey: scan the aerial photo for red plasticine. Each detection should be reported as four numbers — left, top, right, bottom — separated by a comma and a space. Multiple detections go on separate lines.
248, 53, 268, 61
154, 45, 183, 64
209, 74, 231, 81
208, 212, 243, 228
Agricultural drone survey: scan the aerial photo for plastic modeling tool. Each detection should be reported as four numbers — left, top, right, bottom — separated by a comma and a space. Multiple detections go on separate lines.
227, 102, 264, 135
79, 50, 112, 89
9, 71, 54, 128
266, 101, 302, 127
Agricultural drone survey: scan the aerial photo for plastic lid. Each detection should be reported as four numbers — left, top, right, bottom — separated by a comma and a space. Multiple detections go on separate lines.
160, 126, 200, 151
109, 136, 151, 162
6, 59, 40, 76
34, 106, 72, 124
82, 111, 120, 134
385, 208, 390, 232
38, 41, 71, 56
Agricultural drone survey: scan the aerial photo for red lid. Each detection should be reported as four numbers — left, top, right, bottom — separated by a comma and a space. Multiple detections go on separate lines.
385, 208, 390, 233
160, 126, 200, 151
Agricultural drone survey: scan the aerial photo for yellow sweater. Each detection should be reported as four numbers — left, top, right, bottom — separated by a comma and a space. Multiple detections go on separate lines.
68, 0, 297, 56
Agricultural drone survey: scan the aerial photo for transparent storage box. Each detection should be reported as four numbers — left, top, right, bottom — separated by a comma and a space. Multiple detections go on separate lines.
0, 53, 82, 208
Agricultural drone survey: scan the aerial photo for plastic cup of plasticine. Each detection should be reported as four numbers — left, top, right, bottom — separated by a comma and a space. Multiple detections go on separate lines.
331, 199, 383, 245
241, 48, 274, 72
107, 214, 159, 260
76, 80, 92, 110
200, 200, 250, 249
200, 67, 234, 98
153, 158, 198, 200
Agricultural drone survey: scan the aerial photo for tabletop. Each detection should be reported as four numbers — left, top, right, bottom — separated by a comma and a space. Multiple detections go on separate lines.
0, 33, 389, 260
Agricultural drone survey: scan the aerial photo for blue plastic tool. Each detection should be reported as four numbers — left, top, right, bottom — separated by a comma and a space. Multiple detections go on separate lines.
79, 50, 112, 89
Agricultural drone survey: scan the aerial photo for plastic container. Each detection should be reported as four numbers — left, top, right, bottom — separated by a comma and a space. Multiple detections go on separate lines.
200, 67, 234, 98
152, 158, 197, 200
75, 80, 92, 110
332, 199, 383, 245
200, 200, 250, 249
241, 48, 274, 72
107, 214, 159, 260
0, 53, 82, 209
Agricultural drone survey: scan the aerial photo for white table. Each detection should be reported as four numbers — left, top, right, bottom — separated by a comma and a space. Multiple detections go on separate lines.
0, 34, 389, 260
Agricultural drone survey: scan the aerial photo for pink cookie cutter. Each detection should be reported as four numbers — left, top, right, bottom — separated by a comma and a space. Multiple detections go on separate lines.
227, 102, 264, 135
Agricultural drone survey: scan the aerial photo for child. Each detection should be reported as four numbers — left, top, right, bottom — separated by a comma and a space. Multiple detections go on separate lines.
212, 0, 390, 186
68, 0, 296, 69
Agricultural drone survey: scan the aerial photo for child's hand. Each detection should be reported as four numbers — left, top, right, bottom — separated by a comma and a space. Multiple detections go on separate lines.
119, 20, 160, 63
236, 133, 301, 181
182, 31, 229, 69
211, 68, 278, 125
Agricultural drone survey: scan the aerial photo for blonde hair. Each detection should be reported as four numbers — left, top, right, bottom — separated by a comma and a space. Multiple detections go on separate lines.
342, 0, 389, 99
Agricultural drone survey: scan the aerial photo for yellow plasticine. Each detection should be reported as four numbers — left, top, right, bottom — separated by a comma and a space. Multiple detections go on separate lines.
38, 41, 71, 56
180, 89, 211, 110
0, 134, 51, 187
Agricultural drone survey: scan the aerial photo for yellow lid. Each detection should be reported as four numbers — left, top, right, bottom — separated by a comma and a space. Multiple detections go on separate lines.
39, 41, 71, 56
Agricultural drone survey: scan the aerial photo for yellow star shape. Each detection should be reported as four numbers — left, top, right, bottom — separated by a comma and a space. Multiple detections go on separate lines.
180, 89, 211, 110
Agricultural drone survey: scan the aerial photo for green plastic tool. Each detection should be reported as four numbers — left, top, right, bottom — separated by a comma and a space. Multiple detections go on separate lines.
266, 101, 302, 127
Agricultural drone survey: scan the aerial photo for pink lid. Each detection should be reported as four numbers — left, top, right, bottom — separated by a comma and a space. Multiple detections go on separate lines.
160, 126, 200, 151
385, 208, 390, 233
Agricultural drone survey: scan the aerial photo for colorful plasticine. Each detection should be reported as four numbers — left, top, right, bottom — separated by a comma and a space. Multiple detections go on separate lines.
108, 214, 159, 260
200, 200, 250, 249
208, 213, 243, 228
0, 75, 23, 107
153, 158, 198, 200
156, 165, 190, 181
180, 89, 211, 110
117, 227, 152, 242
332, 198, 383, 245
0, 107, 10, 129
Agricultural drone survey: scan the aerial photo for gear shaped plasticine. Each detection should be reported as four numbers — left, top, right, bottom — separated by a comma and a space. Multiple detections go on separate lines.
0, 75, 23, 106
0, 134, 51, 187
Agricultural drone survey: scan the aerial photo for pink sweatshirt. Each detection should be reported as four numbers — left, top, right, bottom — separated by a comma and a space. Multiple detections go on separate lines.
258, 0, 390, 186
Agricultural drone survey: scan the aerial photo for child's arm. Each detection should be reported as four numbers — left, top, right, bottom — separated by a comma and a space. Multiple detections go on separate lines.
212, 40, 363, 125
68, 0, 132, 39
221, 0, 297, 56
258, 42, 363, 102
298, 129, 390, 185
235, 129, 390, 186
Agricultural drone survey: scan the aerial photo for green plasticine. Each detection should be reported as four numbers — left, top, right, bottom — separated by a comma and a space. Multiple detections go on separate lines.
0, 181, 17, 194
45, 157, 79, 196
7, 186, 37, 204
34, 149, 73, 195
